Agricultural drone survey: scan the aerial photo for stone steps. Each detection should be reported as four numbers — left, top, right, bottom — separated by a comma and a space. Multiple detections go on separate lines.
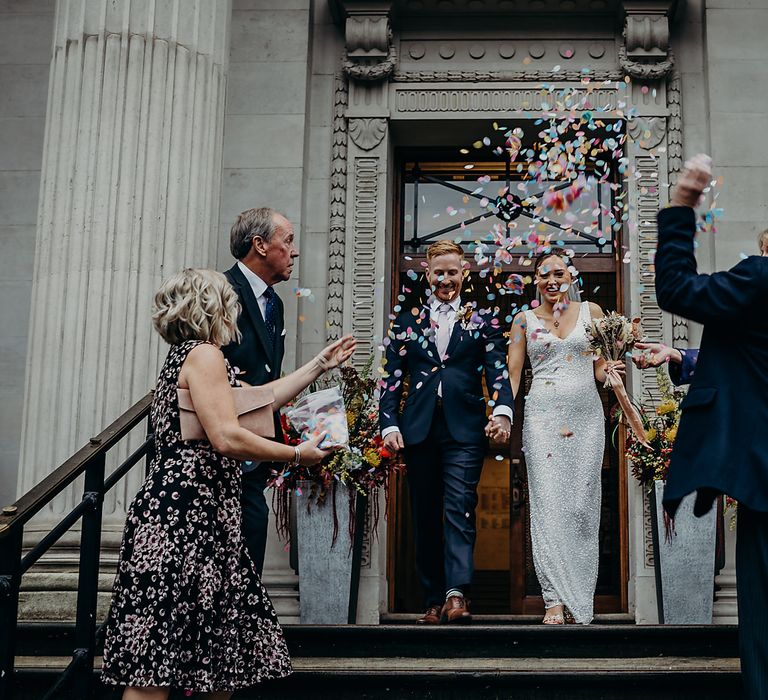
8, 623, 743, 700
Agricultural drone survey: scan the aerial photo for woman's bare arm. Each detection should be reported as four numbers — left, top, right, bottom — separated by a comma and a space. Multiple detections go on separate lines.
506, 311, 527, 400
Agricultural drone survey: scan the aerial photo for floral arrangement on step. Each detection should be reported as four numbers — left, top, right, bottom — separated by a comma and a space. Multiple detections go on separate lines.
268, 356, 404, 541
625, 367, 685, 487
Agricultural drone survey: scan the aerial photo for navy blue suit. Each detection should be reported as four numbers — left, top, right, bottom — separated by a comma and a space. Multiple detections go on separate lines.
379, 303, 513, 606
655, 206, 768, 698
222, 263, 285, 576
669, 348, 698, 386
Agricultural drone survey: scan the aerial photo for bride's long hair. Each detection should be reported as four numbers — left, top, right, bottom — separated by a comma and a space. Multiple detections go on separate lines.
533, 247, 582, 303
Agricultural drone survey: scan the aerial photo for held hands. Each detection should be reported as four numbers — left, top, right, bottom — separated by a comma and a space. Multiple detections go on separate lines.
670, 153, 712, 208
632, 342, 683, 369
315, 334, 356, 371
485, 415, 511, 444
383, 430, 404, 454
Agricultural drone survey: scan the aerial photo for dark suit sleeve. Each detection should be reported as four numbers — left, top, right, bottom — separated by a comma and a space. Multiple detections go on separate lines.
668, 348, 698, 386
482, 316, 514, 417
655, 206, 764, 324
379, 315, 409, 433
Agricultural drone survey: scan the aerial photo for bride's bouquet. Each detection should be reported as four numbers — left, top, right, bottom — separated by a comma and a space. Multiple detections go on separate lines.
585, 312, 649, 448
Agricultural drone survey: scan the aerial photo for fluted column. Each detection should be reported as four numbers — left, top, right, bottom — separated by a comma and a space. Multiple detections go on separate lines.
18, 0, 231, 532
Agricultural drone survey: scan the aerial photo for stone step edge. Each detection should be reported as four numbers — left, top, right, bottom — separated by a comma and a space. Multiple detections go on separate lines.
13, 656, 741, 674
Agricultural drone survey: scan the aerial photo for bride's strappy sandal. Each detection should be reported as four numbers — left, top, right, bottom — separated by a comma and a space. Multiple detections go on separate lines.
542, 607, 565, 625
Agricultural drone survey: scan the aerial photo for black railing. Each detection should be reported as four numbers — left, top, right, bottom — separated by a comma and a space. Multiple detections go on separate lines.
0, 393, 155, 700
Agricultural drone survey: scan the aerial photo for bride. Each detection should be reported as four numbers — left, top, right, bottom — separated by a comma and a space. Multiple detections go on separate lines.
500, 248, 622, 624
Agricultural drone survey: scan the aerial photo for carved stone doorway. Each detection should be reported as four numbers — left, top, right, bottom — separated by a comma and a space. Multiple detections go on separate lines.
386, 140, 628, 615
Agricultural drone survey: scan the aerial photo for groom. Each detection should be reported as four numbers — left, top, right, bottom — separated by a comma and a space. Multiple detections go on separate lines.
379, 240, 513, 624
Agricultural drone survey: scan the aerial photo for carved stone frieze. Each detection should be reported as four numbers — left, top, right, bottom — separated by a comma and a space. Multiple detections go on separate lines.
392, 68, 624, 82
351, 157, 380, 367
327, 75, 349, 342
643, 487, 655, 568
628, 116, 666, 149
393, 86, 621, 114
349, 117, 388, 150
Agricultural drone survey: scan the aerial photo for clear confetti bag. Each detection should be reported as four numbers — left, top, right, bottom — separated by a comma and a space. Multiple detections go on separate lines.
282, 386, 349, 449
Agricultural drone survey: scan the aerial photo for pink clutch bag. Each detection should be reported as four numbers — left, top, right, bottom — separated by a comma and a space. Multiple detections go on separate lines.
176, 386, 276, 441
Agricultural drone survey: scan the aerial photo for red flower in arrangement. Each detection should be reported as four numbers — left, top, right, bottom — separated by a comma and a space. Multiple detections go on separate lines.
267, 357, 405, 542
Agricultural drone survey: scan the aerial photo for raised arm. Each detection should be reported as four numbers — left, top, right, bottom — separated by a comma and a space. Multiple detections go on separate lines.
655, 207, 762, 324
655, 155, 764, 324
181, 344, 329, 465
264, 335, 356, 408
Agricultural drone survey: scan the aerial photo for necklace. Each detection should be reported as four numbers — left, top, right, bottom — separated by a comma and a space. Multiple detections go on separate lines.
553, 318, 560, 328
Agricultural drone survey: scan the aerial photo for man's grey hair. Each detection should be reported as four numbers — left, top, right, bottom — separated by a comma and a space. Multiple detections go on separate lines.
229, 207, 282, 259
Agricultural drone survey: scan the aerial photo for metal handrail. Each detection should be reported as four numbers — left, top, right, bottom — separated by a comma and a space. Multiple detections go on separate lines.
0, 392, 155, 700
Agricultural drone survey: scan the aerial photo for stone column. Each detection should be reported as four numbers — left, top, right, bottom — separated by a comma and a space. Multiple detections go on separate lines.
713, 518, 738, 624
18, 0, 231, 539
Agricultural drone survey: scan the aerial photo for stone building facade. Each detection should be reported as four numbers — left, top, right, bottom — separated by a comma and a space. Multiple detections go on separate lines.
1, 0, 765, 624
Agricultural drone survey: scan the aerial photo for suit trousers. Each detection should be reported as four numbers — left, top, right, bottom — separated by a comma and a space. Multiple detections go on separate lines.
736, 505, 768, 699
404, 405, 486, 607
241, 463, 270, 576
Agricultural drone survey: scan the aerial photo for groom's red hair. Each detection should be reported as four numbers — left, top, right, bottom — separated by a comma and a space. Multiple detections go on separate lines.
426, 240, 463, 262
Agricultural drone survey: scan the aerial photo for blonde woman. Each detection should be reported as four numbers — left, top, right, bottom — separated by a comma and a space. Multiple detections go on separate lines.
102, 269, 355, 700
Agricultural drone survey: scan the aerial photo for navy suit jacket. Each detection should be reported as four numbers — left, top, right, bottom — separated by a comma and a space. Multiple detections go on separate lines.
379, 304, 514, 447
655, 206, 768, 514
222, 263, 285, 386
222, 263, 286, 449
669, 348, 698, 386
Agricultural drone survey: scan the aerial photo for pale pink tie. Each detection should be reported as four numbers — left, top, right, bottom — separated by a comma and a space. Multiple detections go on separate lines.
436, 303, 452, 359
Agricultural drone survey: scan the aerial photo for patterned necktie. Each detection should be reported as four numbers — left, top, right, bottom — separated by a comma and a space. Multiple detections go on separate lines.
263, 286, 277, 346
435, 303, 452, 359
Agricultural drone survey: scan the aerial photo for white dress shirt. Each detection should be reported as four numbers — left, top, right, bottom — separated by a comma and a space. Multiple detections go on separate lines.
382, 296, 513, 439
237, 260, 270, 319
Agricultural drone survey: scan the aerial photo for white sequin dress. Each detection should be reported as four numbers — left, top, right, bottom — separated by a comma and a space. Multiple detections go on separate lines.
522, 302, 605, 624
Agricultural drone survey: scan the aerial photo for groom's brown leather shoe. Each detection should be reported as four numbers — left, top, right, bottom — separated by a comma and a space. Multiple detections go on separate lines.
440, 595, 472, 624
416, 605, 442, 625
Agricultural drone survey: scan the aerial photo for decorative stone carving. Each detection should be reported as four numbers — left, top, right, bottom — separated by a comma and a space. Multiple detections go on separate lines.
393, 87, 621, 114
327, 75, 350, 342
589, 43, 606, 59
351, 157, 380, 366
628, 116, 666, 149
340, 2, 397, 82
499, 43, 516, 59
666, 72, 683, 182
528, 43, 546, 59
620, 1, 675, 79
439, 44, 456, 59
559, 43, 575, 59
349, 118, 388, 150
346, 15, 390, 58
469, 44, 486, 59
392, 68, 624, 82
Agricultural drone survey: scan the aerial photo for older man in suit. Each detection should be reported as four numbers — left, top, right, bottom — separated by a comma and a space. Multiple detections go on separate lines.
654, 155, 768, 698
222, 207, 298, 575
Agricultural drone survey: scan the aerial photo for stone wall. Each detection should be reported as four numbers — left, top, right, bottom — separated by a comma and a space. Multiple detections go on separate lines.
0, 1, 54, 508
705, 0, 768, 267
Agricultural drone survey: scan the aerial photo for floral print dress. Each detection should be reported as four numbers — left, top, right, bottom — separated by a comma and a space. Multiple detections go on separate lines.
102, 340, 292, 692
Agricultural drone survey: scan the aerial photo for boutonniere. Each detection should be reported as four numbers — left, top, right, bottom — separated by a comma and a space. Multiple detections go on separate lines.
457, 302, 482, 331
